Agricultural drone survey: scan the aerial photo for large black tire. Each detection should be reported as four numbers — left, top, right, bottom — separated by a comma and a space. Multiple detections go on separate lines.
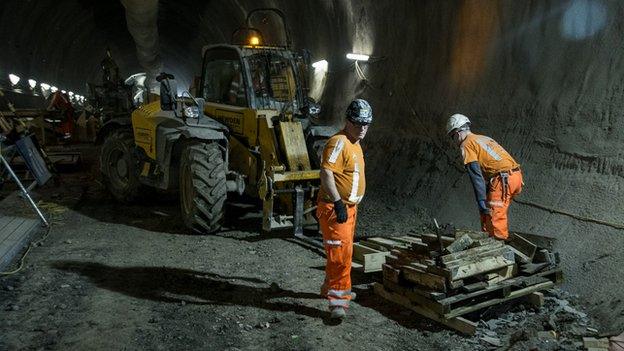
179, 141, 227, 234
100, 130, 141, 202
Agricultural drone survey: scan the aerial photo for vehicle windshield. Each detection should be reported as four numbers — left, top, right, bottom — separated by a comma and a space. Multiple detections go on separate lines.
245, 52, 300, 111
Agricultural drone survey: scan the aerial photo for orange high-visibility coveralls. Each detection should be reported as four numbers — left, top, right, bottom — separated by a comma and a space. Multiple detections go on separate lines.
317, 132, 365, 310
462, 134, 523, 240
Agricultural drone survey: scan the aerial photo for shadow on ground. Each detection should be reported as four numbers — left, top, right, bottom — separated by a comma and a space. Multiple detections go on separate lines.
51, 260, 330, 320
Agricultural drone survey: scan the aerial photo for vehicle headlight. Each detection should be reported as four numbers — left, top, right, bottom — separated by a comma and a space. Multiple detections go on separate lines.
183, 106, 200, 118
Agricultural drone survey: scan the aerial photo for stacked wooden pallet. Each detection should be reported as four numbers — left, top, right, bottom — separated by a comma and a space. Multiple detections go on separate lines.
367, 230, 562, 335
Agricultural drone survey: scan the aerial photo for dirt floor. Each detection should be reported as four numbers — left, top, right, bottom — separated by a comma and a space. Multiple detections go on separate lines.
0, 146, 606, 350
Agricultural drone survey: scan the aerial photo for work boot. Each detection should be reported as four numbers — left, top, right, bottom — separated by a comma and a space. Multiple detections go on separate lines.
330, 307, 346, 319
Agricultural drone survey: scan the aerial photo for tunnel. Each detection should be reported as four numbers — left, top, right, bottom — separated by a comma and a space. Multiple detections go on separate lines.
1, 0, 623, 349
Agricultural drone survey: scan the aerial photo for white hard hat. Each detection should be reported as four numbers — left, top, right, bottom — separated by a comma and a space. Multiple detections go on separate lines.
446, 113, 471, 134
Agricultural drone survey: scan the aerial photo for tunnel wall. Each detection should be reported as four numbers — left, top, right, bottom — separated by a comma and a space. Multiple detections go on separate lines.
313, 0, 624, 326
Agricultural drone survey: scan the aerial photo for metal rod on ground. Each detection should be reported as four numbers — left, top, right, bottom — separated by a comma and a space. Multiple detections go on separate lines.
0, 154, 49, 226
294, 233, 324, 250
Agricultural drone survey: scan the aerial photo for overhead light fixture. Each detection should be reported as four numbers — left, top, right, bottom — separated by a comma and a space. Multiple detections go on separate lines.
40, 83, 50, 91
8, 74, 20, 85
346, 53, 370, 62
28, 79, 37, 89
50, 86, 58, 92
61, 90, 66, 94
312, 60, 328, 71
249, 35, 260, 46
68, 91, 74, 97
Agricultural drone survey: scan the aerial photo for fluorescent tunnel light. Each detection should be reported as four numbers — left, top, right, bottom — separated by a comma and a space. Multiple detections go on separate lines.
8, 74, 20, 85
346, 53, 370, 62
312, 60, 328, 71
28, 79, 37, 89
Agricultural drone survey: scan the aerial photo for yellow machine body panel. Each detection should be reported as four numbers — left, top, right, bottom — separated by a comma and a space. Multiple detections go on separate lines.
203, 101, 319, 193
131, 101, 166, 160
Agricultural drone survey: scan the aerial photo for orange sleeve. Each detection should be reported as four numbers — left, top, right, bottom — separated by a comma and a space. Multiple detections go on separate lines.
321, 136, 346, 173
462, 138, 479, 165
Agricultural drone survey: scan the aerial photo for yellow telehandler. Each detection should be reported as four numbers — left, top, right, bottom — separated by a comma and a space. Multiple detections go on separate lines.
98, 8, 335, 235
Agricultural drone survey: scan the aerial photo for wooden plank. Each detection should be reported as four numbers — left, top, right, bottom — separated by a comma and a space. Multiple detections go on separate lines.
486, 265, 515, 285
445, 234, 474, 254
374, 283, 477, 335
524, 292, 544, 308
358, 240, 390, 252
420, 233, 455, 247
383, 279, 447, 301
353, 243, 391, 273
454, 230, 488, 241
382, 280, 447, 312
447, 254, 515, 281
511, 231, 555, 250
401, 265, 447, 292
440, 241, 504, 264
582, 337, 610, 349
391, 236, 424, 244
509, 233, 537, 261
382, 264, 400, 284
443, 281, 554, 319
366, 237, 409, 249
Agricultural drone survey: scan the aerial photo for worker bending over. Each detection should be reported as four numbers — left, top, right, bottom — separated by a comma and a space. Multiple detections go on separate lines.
446, 113, 523, 240
318, 99, 372, 319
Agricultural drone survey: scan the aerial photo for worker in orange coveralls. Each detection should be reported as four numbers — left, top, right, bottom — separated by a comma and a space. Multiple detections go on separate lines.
47, 91, 75, 140
446, 113, 523, 240
317, 99, 372, 320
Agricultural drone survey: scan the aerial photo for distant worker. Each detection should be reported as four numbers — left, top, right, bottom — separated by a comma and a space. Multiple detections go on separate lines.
227, 64, 246, 105
446, 113, 523, 240
317, 99, 372, 320
47, 91, 75, 140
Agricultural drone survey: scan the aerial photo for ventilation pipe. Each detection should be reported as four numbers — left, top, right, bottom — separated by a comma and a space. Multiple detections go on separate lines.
120, 0, 163, 95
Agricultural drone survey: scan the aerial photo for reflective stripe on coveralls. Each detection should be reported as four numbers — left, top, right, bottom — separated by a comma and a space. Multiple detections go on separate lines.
480, 170, 523, 240
317, 201, 357, 309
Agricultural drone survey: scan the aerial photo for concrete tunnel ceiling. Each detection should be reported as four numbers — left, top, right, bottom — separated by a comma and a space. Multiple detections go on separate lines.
1, 0, 624, 326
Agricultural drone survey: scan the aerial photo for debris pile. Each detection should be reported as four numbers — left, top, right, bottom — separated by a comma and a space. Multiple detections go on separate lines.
371, 229, 562, 335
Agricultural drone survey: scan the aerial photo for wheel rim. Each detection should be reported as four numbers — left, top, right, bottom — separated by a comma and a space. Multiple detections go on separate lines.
106, 148, 130, 190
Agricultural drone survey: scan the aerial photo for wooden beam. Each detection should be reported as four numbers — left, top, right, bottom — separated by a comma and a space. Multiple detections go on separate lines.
509, 233, 537, 261
524, 292, 544, 308
374, 283, 477, 335
353, 243, 391, 273
401, 265, 447, 292
440, 241, 504, 264
366, 237, 409, 249
445, 234, 474, 254
390, 236, 424, 244
443, 281, 554, 319
445, 254, 515, 281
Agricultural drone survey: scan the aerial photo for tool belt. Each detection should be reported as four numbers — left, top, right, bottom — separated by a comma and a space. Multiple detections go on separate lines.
490, 167, 520, 200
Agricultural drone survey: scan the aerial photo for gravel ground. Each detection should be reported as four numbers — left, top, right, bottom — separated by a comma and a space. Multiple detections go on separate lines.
0, 149, 600, 350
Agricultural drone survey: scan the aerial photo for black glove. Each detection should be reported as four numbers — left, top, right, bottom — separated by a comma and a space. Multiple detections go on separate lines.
333, 199, 348, 223
478, 200, 491, 215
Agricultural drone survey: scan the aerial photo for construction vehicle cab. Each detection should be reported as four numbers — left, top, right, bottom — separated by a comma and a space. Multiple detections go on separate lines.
197, 9, 327, 234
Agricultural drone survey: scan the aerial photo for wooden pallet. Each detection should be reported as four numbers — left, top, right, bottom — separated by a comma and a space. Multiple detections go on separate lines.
374, 282, 548, 335
368, 229, 562, 334
381, 268, 560, 318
